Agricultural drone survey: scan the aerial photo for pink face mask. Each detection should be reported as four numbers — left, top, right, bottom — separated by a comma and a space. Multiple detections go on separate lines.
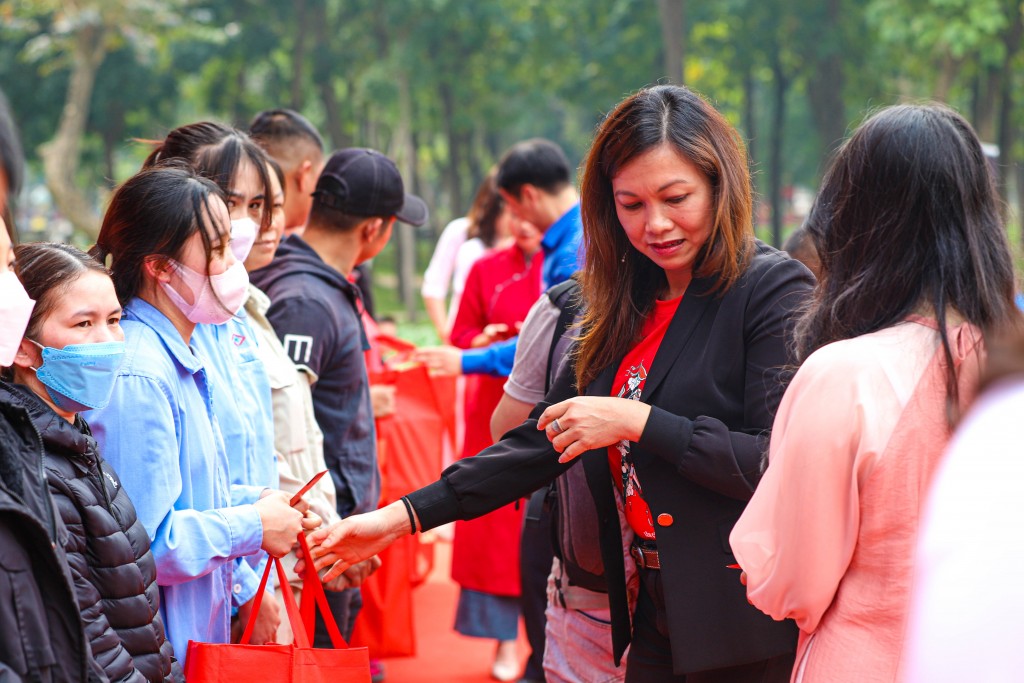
0, 270, 35, 366
230, 217, 259, 262
159, 258, 249, 325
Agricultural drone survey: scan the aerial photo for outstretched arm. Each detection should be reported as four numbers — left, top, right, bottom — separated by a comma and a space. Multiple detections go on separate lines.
304, 360, 582, 582
304, 501, 416, 582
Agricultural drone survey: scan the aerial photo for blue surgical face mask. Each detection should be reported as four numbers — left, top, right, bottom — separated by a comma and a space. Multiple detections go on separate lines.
29, 340, 126, 413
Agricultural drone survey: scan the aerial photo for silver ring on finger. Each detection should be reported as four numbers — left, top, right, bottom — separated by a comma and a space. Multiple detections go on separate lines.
551, 418, 564, 434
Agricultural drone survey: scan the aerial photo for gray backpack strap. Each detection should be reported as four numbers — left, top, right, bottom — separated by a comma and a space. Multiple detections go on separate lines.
544, 278, 582, 393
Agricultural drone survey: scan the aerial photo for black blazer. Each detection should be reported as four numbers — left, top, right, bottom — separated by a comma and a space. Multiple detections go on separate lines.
410, 242, 813, 674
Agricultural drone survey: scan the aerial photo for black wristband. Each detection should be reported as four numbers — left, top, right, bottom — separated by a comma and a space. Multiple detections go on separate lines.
400, 496, 417, 535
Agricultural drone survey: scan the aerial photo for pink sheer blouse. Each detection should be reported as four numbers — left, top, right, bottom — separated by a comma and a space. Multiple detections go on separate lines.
731, 318, 983, 682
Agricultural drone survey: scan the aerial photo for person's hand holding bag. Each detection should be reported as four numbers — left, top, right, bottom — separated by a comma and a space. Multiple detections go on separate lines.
254, 491, 320, 557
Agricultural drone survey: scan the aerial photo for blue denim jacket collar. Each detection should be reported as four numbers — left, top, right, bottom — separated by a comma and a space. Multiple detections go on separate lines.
124, 298, 205, 375
541, 203, 581, 255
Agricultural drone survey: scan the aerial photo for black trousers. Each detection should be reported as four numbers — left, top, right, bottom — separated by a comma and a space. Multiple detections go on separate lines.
520, 500, 555, 680
625, 569, 795, 683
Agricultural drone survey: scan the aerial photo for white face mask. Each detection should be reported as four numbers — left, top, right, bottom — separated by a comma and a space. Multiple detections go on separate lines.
159, 259, 249, 325
0, 270, 36, 366
230, 217, 259, 262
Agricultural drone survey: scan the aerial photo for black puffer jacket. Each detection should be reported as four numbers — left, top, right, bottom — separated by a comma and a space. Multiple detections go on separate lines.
0, 381, 94, 683
10, 385, 183, 683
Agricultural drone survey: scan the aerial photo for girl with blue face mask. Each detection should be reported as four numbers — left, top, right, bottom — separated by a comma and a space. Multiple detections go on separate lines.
5, 242, 182, 682
86, 163, 319, 664
0, 219, 103, 683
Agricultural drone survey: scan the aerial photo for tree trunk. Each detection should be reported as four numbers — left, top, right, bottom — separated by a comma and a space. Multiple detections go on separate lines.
319, 78, 349, 149
364, 105, 379, 151
40, 22, 107, 239
742, 63, 759, 221
486, 130, 502, 160
439, 82, 464, 215
413, 128, 445, 236
976, 64, 1001, 143
804, 0, 846, 160
1018, 165, 1024, 249
395, 71, 419, 321
742, 64, 757, 171
933, 53, 960, 102
231, 61, 248, 126
311, 2, 348, 148
966, 65, 999, 143
657, 0, 686, 84
769, 53, 788, 248
458, 129, 473, 197
100, 98, 124, 189
998, 3, 1024, 220
101, 131, 117, 189
290, 0, 308, 110
468, 124, 485, 193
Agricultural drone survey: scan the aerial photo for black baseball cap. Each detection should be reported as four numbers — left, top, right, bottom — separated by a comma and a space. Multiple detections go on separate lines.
312, 148, 428, 226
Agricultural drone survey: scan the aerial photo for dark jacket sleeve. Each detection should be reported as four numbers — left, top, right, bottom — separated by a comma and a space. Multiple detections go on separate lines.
265, 296, 338, 379
408, 358, 578, 529
47, 476, 144, 683
637, 257, 814, 500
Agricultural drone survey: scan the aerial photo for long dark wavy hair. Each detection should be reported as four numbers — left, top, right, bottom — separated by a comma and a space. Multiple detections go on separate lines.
575, 85, 755, 389
795, 103, 1019, 414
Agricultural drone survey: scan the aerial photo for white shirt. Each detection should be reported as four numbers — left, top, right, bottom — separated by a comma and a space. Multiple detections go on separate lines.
420, 217, 470, 300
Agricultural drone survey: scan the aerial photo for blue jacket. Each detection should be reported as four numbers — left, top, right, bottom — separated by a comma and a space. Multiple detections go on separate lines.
191, 312, 278, 606
89, 298, 265, 664
250, 235, 380, 518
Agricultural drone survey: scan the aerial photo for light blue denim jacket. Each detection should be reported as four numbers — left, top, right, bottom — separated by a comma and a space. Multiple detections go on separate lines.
89, 298, 264, 663
191, 301, 278, 607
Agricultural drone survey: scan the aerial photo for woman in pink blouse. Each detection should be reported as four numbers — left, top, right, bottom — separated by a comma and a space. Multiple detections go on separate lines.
730, 103, 1021, 681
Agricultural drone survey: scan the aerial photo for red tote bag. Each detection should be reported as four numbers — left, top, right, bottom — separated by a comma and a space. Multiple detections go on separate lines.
185, 536, 371, 683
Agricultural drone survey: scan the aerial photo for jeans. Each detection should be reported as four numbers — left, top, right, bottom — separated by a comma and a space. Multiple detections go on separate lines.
543, 562, 627, 683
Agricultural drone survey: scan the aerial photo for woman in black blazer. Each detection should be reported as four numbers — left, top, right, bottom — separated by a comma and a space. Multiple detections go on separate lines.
307, 85, 814, 682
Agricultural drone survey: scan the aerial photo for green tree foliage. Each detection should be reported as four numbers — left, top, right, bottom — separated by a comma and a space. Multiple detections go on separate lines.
2, 0, 1023, 310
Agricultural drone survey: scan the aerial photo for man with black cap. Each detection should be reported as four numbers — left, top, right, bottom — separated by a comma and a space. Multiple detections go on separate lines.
250, 147, 428, 644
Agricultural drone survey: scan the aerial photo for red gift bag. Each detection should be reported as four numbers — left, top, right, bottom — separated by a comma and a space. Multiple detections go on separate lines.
354, 338, 450, 658
185, 535, 370, 683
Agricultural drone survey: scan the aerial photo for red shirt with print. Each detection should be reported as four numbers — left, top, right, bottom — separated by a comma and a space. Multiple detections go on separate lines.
607, 295, 682, 540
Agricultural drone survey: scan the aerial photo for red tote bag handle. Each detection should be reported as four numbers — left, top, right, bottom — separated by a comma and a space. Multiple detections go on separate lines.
238, 536, 352, 648
297, 532, 349, 648
239, 554, 311, 648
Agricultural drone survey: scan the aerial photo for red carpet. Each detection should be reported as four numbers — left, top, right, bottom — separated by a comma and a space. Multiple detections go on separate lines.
378, 539, 530, 682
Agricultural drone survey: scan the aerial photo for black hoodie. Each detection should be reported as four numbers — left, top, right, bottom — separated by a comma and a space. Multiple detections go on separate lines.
249, 234, 380, 518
